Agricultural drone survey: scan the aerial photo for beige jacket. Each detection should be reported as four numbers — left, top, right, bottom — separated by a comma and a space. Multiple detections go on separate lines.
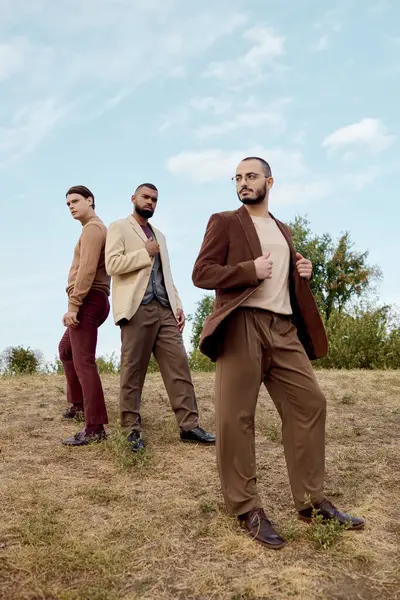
105, 215, 182, 324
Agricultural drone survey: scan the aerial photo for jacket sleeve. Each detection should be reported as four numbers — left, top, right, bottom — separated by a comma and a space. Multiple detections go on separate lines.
192, 213, 259, 290
105, 221, 152, 276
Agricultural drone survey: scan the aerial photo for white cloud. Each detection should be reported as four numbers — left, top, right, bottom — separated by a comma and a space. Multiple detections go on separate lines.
0, 99, 70, 160
159, 107, 189, 133
367, 2, 392, 16
166, 147, 334, 205
204, 26, 285, 81
0, 38, 29, 81
0, 37, 53, 82
273, 181, 334, 205
323, 118, 396, 153
195, 109, 285, 139
0, 1, 249, 163
166, 146, 384, 206
342, 167, 382, 191
312, 10, 342, 51
190, 97, 232, 115
166, 147, 306, 183
313, 34, 330, 51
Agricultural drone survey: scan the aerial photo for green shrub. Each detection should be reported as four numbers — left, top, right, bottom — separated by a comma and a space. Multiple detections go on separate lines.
96, 352, 120, 374
147, 354, 160, 373
0, 346, 42, 375
188, 348, 215, 372
317, 305, 400, 369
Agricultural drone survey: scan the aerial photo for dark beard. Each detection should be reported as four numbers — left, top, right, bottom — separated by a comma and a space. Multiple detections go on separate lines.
136, 206, 154, 219
237, 184, 266, 205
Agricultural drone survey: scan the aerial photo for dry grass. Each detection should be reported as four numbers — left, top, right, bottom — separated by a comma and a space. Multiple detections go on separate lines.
0, 371, 399, 600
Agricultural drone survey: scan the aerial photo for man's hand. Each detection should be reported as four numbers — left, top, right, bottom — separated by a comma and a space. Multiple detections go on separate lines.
145, 239, 160, 257
176, 308, 185, 333
254, 252, 273, 280
296, 253, 313, 280
63, 311, 79, 328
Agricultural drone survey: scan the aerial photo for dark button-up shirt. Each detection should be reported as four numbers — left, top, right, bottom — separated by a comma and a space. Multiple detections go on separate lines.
141, 225, 170, 307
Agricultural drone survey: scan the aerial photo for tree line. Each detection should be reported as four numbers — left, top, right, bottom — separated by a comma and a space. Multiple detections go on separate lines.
1, 216, 399, 375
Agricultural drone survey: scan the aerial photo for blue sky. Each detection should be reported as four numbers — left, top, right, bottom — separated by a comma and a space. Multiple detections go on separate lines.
0, 0, 399, 361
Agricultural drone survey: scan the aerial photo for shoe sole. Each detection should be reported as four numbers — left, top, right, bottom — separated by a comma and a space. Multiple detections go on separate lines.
255, 538, 286, 549
62, 414, 84, 420
246, 533, 286, 550
61, 436, 106, 447
298, 515, 365, 530
180, 439, 216, 445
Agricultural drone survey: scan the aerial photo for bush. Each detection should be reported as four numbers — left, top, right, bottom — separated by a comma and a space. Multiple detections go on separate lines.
316, 305, 400, 369
188, 348, 215, 372
147, 354, 160, 373
46, 357, 64, 375
96, 352, 120, 374
0, 346, 43, 375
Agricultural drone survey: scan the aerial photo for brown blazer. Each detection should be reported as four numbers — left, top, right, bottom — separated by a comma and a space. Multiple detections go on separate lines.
192, 205, 328, 362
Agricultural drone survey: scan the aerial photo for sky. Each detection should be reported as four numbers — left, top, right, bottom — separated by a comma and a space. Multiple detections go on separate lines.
0, 0, 399, 362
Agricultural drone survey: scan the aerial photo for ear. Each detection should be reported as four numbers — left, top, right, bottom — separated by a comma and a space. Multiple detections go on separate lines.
131, 194, 135, 205
267, 177, 274, 191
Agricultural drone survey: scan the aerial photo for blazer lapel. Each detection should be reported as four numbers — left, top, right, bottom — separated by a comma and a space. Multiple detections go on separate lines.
151, 226, 168, 269
127, 214, 148, 243
236, 205, 262, 259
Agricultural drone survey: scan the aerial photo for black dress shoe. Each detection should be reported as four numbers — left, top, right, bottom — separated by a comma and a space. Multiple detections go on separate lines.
63, 405, 84, 420
127, 430, 144, 453
180, 426, 215, 444
239, 508, 286, 549
62, 429, 106, 446
298, 499, 365, 530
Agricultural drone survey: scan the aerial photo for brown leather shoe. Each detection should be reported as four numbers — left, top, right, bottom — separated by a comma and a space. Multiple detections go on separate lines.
239, 508, 286, 549
298, 499, 365, 530
61, 429, 106, 446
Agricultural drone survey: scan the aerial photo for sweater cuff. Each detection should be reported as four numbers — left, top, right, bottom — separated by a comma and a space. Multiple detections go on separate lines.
68, 302, 80, 313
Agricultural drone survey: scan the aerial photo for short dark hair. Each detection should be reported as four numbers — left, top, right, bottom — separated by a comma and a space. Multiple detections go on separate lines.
135, 183, 158, 194
66, 185, 95, 209
241, 157, 272, 178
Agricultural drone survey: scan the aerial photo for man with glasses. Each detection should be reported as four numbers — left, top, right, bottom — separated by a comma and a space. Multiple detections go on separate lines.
192, 157, 365, 549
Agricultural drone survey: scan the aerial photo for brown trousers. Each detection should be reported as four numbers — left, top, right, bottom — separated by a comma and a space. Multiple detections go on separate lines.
215, 308, 326, 515
119, 300, 199, 433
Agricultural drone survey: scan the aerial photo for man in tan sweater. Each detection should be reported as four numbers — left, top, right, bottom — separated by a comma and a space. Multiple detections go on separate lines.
105, 183, 215, 452
59, 185, 111, 446
192, 157, 364, 548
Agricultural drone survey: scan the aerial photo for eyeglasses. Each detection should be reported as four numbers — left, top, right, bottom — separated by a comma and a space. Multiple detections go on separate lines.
231, 173, 268, 185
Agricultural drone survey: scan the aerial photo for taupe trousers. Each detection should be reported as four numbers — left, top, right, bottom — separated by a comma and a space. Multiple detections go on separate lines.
215, 307, 327, 515
119, 300, 199, 433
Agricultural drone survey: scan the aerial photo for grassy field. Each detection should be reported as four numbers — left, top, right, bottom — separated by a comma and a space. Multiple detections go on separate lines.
0, 371, 399, 600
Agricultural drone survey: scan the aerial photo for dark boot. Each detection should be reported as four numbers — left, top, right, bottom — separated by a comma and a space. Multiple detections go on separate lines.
298, 499, 365, 530
239, 508, 286, 549
180, 426, 215, 445
127, 430, 145, 453
62, 428, 106, 446
63, 404, 84, 420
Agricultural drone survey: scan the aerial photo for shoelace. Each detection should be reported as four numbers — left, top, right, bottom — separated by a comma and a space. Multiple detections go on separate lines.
249, 509, 272, 527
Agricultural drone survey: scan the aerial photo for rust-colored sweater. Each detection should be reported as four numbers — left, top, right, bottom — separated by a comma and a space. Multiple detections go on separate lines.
66, 216, 110, 312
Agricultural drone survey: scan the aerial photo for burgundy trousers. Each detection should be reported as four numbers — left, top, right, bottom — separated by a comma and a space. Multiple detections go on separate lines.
59, 289, 110, 427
